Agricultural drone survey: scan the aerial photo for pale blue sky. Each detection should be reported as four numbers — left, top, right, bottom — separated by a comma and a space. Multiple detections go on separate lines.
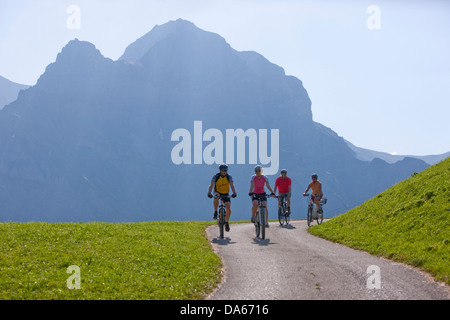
1, 0, 449, 156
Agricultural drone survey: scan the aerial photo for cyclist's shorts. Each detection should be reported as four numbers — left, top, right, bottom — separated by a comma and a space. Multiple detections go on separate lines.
278, 193, 290, 202
216, 192, 231, 203
311, 194, 322, 202
252, 193, 267, 202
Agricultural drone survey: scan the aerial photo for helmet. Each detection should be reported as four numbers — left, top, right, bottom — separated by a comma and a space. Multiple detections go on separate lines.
254, 165, 262, 171
219, 163, 228, 171
312, 173, 318, 178
280, 169, 287, 174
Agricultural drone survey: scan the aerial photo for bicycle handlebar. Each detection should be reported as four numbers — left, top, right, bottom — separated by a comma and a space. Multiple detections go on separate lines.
249, 192, 275, 196
303, 193, 327, 205
211, 193, 236, 199
249, 193, 276, 199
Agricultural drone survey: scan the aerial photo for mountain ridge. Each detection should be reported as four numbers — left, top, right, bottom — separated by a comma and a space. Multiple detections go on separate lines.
0, 75, 30, 110
119, 19, 230, 62
345, 139, 449, 165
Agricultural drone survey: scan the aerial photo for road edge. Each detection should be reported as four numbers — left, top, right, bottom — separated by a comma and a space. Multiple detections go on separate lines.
204, 225, 227, 300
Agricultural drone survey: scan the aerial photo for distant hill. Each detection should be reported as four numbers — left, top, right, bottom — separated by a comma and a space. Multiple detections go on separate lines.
0, 76, 30, 109
0, 19, 430, 222
345, 139, 450, 165
310, 157, 450, 285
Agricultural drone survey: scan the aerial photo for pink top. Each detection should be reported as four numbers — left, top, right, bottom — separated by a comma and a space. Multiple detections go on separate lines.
252, 175, 267, 194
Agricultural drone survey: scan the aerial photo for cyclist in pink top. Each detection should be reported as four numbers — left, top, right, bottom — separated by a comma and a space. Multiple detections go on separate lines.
248, 165, 275, 227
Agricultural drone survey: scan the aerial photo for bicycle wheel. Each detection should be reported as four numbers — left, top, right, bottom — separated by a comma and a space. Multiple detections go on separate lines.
219, 208, 225, 239
255, 210, 260, 238
260, 207, 266, 239
285, 206, 290, 225
307, 205, 312, 227
317, 209, 323, 225
278, 206, 284, 226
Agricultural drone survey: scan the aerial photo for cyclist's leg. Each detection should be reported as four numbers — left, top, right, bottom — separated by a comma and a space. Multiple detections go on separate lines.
286, 194, 291, 213
312, 194, 318, 209
315, 196, 322, 211
279, 193, 286, 210
213, 193, 219, 210
225, 201, 231, 222
277, 195, 283, 216
263, 200, 269, 227
251, 198, 259, 222
313, 197, 323, 214
224, 200, 231, 231
317, 195, 322, 212
213, 194, 219, 219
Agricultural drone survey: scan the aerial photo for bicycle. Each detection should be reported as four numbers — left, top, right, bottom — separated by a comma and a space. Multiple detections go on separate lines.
213, 194, 228, 239
303, 194, 326, 227
251, 193, 272, 239
277, 194, 290, 226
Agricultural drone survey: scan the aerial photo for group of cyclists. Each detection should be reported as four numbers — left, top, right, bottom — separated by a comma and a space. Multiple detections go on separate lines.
207, 163, 323, 232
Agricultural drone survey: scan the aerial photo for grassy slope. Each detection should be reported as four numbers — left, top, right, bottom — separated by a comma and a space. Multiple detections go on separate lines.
309, 157, 450, 285
0, 221, 221, 299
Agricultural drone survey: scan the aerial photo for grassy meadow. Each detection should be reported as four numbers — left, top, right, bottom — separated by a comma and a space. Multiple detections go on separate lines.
0, 221, 221, 299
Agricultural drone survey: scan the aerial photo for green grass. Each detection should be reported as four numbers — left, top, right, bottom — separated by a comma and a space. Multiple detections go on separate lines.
0, 221, 222, 299
309, 157, 450, 285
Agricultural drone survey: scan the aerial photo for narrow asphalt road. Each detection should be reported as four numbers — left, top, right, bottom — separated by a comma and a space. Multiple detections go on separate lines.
206, 220, 449, 300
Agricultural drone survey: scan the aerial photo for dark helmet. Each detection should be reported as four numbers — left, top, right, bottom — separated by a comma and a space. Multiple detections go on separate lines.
312, 173, 318, 179
219, 163, 228, 171
281, 169, 287, 174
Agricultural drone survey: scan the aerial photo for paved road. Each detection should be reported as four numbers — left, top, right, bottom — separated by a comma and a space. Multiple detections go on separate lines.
206, 220, 449, 300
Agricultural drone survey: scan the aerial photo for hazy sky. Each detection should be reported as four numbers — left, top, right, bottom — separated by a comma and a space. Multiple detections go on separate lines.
1, 0, 449, 156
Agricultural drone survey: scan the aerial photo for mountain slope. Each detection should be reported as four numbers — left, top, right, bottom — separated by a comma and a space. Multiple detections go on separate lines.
0, 76, 30, 109
0, 19, 429, 222
310, 157, 450, 285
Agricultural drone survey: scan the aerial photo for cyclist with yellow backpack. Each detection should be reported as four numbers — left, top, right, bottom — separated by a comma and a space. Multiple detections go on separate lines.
207, 164, 237, 232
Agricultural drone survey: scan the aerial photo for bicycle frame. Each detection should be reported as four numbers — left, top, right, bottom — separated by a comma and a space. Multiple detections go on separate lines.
303, 193, 324, 226
277, 194, 289, 225
253, 194, 268, 239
